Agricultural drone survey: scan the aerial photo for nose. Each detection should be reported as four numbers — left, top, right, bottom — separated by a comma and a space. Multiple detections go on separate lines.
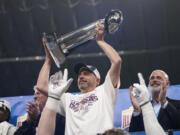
34, 95, 37, 101
152, 78, 158, 82
33, 92, 39, 101
78, 76, 84, 82
154, 77, 163, 82
151, 78, 158, 85
79, 73, 86, 79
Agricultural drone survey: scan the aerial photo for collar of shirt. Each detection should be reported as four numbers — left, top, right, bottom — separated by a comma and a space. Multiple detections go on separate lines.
151, 100, 161, 117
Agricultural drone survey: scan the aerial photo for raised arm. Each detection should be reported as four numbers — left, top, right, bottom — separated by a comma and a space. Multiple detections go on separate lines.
37, 70, 73, 135
132, 73, 166, 135
37, 107, 56, 135
36, 37, 52, 94
95, 23, 122, 88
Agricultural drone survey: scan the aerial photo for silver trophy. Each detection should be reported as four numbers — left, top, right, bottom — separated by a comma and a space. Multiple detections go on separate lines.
44, 9, 123, 68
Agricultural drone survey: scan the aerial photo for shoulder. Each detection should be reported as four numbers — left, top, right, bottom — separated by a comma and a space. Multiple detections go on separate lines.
167, 97, 180, 109
167, 97, 180, 103
0, 121, 11, 126
0, 121, 15, 130
62, 92, 73, 99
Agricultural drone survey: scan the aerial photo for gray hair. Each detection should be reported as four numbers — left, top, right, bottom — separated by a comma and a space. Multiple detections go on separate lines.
149, 70, 169, 81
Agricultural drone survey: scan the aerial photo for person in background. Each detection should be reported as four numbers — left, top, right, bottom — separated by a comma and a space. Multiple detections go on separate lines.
99, 128, 130, 135
0, 100, 16, 135
129, 70, 180, 132
98, 72, 167, 135
131, 73, 166, 135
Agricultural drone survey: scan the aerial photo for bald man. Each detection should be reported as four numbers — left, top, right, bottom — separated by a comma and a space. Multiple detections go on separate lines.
129, 70, 180, 132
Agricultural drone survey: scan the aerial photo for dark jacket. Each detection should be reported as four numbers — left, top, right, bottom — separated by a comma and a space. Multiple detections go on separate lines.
14, 114, 65, 135
129, 97, 180, 132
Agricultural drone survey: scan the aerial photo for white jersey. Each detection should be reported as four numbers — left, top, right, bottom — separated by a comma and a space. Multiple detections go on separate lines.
57, 72, 120, 135
0, 121, 16, 135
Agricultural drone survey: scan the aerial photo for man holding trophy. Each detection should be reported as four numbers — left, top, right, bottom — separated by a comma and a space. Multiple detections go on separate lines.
37, 10, 123, 135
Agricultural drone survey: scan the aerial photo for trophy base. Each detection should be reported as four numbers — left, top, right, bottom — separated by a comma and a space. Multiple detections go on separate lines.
44, 33, 66, 68
49, 45, 65, 68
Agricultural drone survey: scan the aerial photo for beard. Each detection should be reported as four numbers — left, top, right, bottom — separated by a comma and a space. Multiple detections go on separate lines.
148, 85, 161, 93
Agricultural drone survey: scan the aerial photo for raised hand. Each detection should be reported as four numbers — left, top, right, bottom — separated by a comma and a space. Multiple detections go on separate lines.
158, 85, 167, 105
42, 36, 52, 60
48, 69, 73, 100
132, 73, 150, 107
95, 22, 105, 41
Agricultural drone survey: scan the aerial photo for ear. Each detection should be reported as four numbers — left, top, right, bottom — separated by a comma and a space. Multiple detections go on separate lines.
166, 80, 170, 87
164, 80, 170, 90
96, 78, 100, 86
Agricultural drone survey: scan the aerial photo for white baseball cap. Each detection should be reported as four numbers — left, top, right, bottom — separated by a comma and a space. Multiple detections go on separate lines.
0, 100, 11, 112
74, 63, 101, 79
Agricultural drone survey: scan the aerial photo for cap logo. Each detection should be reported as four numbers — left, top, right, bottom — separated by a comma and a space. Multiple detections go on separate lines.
87, 65, 92, 68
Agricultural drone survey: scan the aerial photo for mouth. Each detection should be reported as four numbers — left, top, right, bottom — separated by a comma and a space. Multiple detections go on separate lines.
79, 79, 87, 83
152, 84, 160, 87
151, 82, 161, 87
79, 82, 86, 86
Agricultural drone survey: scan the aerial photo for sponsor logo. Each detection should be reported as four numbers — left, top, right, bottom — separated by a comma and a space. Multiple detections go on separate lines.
16, 113, 28, 127
69, 94, 98, 112
121, 106, 133, 129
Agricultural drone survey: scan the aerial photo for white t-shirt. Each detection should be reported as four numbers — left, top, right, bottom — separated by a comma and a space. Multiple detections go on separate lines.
0, 121, 16, 135
57, 72, 120, 135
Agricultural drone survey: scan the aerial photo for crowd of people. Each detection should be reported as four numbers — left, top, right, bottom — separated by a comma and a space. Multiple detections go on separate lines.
0, 23, 180, 135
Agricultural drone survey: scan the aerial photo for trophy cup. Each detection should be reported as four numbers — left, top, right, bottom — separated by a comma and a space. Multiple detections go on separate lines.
43, 9, 123, 68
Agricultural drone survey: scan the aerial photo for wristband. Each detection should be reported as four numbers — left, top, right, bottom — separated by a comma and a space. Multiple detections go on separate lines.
140, 101, 150, 107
